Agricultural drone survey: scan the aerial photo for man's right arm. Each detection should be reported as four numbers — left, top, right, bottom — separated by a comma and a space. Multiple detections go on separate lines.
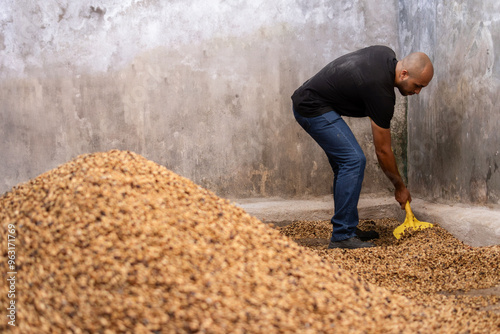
370, 120, 411, 209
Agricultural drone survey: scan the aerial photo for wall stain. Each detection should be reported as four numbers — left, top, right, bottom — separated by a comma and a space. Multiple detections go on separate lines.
90, 6, 106, 16
58, 7, 67, 22
250, 164, 271, 196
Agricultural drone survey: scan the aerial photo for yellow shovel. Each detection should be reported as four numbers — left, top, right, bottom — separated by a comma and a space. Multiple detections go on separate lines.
393, 201, 434, 239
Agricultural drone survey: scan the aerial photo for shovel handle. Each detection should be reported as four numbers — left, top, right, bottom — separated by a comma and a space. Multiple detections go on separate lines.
404, 201, 413, 217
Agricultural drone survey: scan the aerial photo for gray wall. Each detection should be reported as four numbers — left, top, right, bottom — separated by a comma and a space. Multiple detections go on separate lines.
4, 0, 499, 209
0, 0, 402, 198
400, 1, 500, 207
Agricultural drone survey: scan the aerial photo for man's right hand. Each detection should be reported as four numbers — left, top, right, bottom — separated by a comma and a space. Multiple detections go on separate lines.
395, 185, 411, 209
371, 120, 411, 210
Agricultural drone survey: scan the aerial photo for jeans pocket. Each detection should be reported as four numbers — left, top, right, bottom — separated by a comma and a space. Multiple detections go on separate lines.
320, 110, 342, 125
293, 111, 311, 131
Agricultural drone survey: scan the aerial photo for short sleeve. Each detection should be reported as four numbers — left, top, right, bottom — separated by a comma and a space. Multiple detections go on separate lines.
363, 95, 395, 129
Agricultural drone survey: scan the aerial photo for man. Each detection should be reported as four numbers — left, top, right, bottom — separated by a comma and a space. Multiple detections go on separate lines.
291, 45, 434, 249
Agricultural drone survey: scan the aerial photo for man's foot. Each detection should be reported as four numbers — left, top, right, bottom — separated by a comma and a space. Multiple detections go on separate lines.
328, 236, 375, 249
355, 227, 380, 241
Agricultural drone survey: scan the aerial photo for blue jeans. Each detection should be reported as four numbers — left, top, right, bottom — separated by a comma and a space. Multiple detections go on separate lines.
293, 109, 366, 241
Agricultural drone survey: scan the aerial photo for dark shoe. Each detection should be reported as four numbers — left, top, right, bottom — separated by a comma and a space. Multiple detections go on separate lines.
328, 236, 375, 249
355, 227, 380, 241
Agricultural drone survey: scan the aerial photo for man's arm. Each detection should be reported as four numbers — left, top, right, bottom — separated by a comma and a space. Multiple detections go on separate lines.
371, 120, 411, 209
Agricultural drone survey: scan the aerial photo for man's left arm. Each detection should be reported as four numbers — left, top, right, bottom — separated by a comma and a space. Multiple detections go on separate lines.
370, 120, 411, 209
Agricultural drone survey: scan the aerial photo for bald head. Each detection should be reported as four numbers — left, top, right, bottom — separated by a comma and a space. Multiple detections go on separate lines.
395, 52, 434, 96
402, 52, 434, 80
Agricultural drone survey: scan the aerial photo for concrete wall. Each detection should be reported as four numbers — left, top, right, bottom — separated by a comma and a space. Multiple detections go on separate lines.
399, 0, 500, 208
0, 0, 403, 198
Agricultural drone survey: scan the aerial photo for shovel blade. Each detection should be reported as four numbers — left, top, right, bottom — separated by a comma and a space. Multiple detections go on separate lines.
393, 202, 434, 239
393, 219, 434, 239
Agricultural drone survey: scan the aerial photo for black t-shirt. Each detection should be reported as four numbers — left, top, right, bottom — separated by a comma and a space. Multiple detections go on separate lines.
291, 45, 398, 129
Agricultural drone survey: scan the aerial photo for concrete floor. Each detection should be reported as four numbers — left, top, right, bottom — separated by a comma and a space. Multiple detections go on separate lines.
235, 194, 500, 247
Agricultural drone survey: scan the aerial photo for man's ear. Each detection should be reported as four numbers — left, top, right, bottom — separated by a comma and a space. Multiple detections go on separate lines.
400, 69, 409, 80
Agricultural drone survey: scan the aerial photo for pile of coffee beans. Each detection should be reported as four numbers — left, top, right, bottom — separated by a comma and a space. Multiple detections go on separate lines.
1, 150, 497, 333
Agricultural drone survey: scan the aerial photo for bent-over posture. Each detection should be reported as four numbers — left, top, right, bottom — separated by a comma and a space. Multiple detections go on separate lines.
291, 45, 434, 249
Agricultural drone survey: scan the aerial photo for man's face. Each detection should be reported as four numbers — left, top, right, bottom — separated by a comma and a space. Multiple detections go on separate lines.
397, 77, 425, 96
396, 67, 433, 96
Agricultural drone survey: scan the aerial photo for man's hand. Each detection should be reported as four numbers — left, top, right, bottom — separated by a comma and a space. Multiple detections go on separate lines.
371, 120, 411, 209
395, 184, 411, 209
